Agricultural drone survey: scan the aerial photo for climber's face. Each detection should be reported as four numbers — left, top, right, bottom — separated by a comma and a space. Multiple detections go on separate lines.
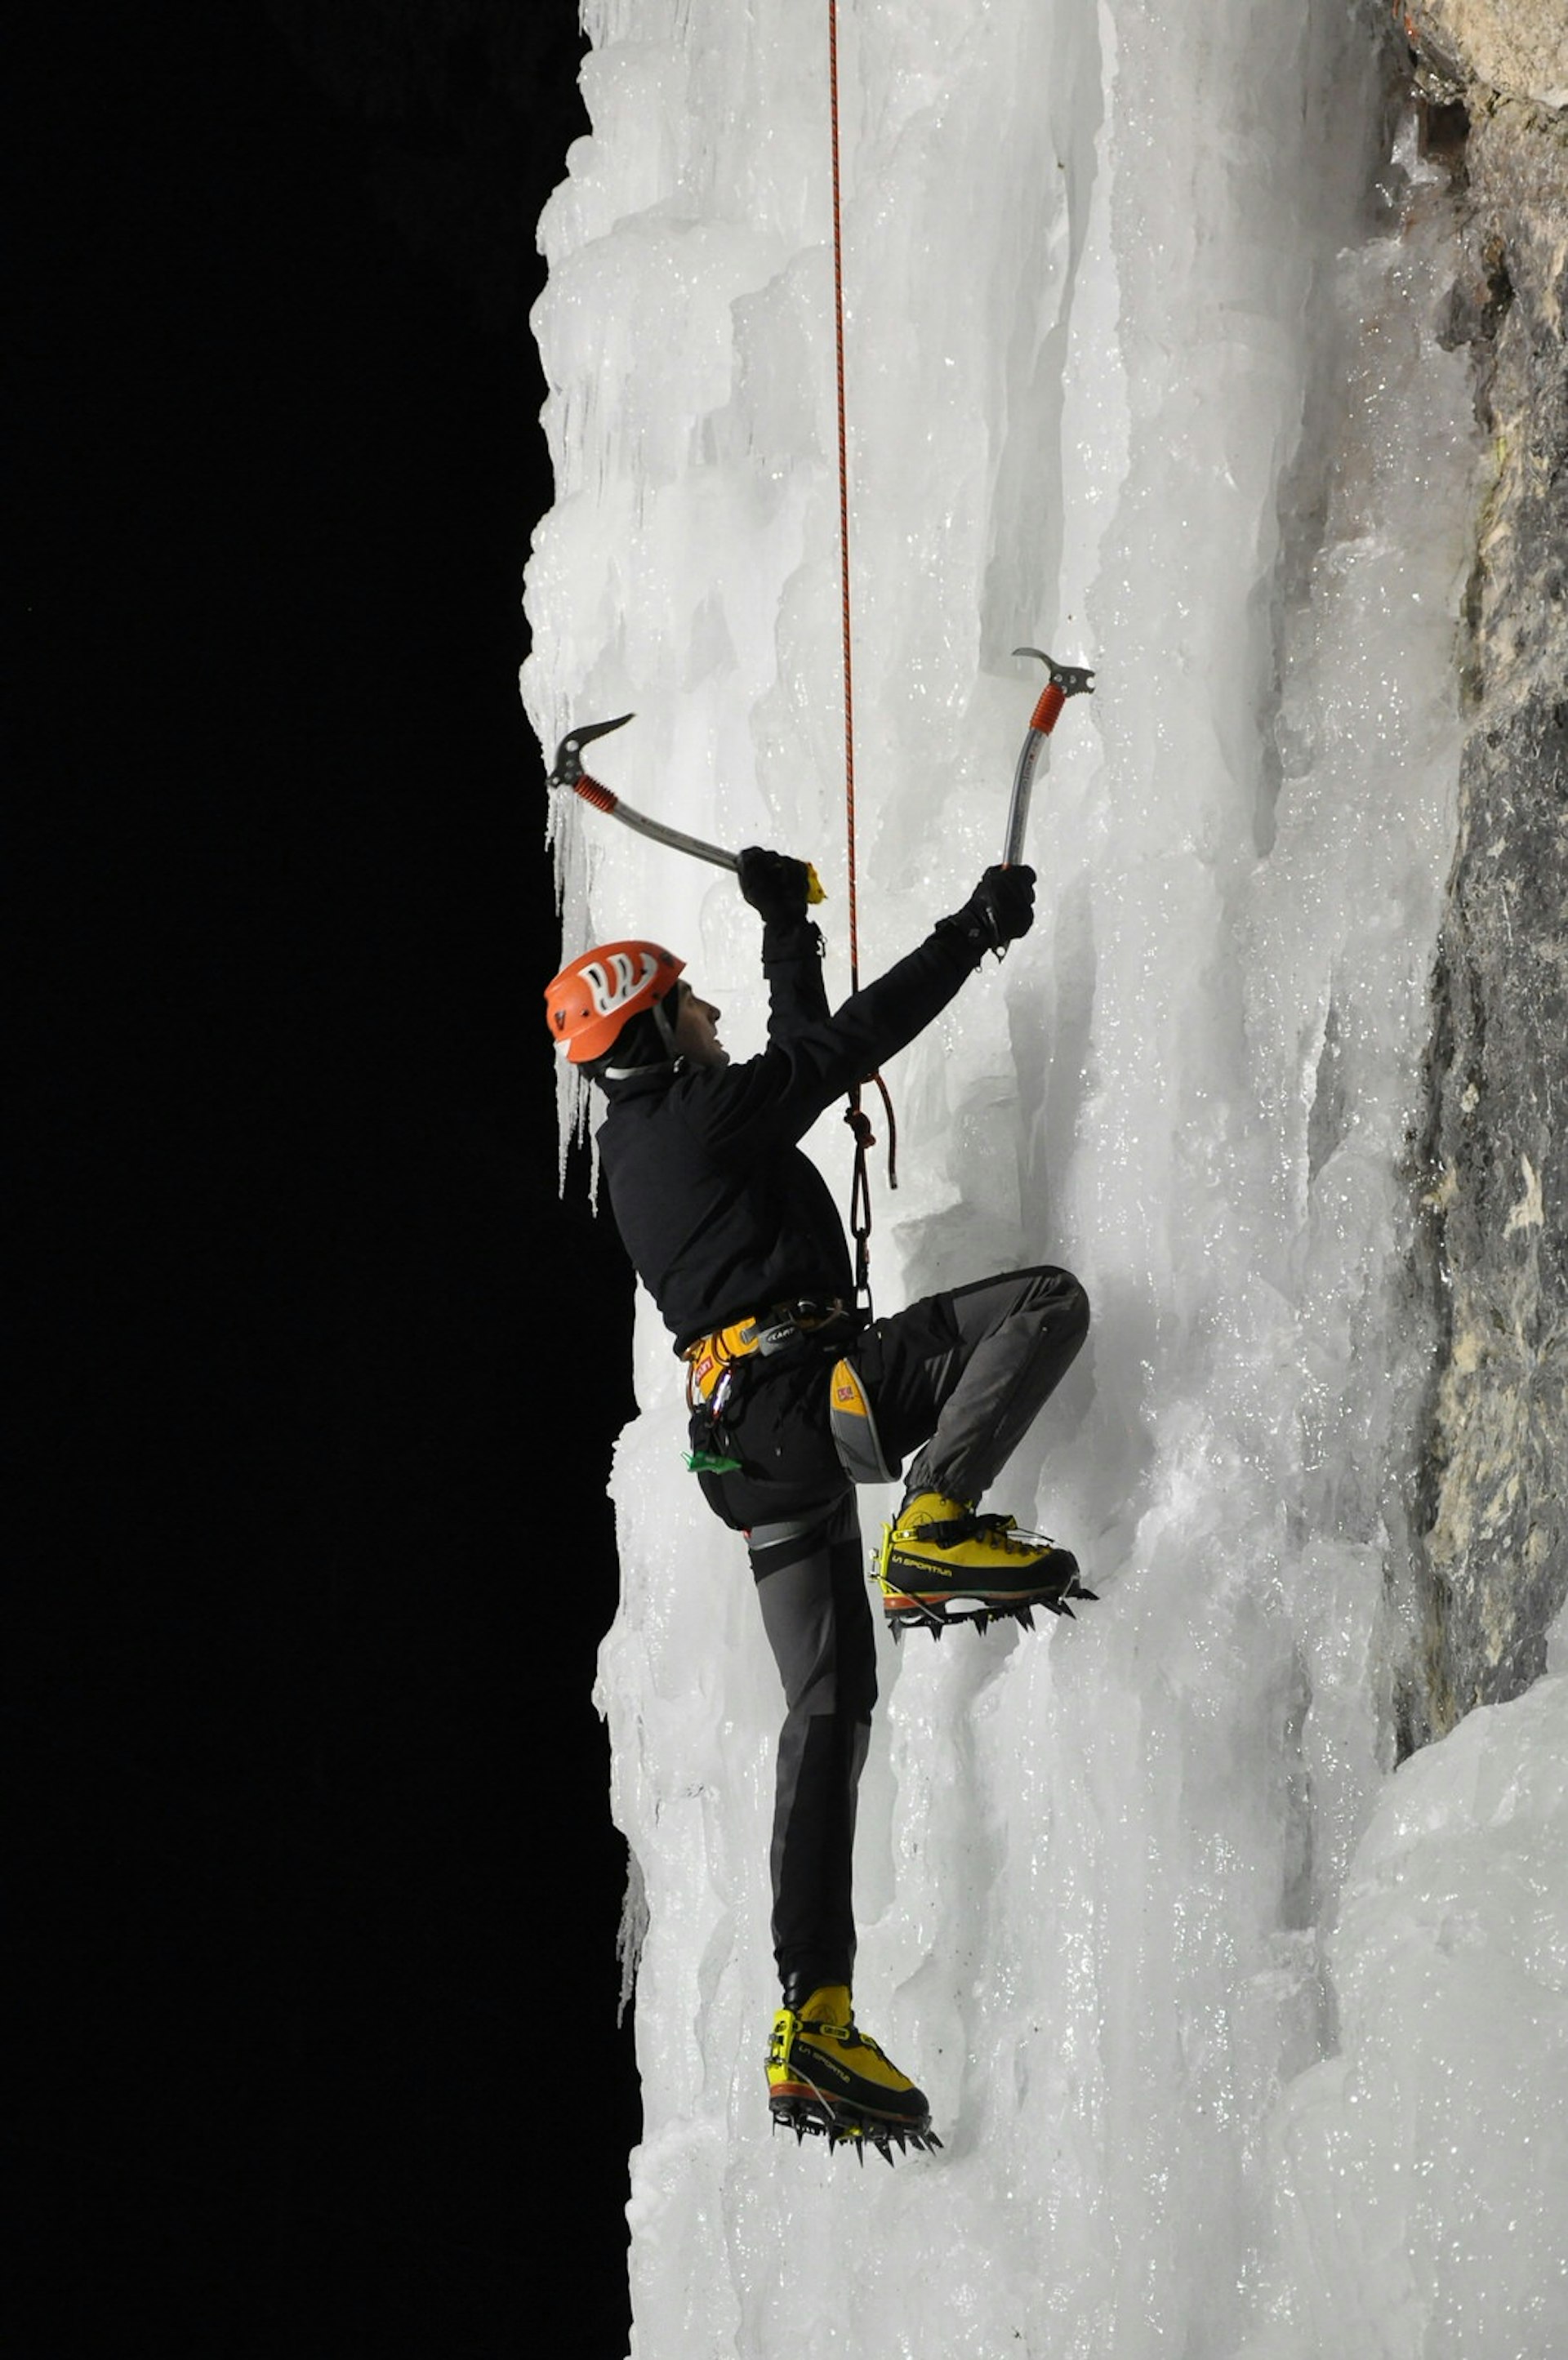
673, 982, 728, 1070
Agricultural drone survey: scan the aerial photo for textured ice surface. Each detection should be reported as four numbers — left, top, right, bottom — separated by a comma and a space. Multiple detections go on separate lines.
524, 2, 1566, 2354
1241, 1615, 1568, 2360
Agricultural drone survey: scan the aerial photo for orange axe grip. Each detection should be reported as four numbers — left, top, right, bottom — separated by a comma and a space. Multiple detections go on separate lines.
572, 773, 619, 814
1030, 683, 1067, 734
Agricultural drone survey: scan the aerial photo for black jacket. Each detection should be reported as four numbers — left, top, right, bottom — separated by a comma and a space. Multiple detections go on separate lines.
597, 911, 983, 1351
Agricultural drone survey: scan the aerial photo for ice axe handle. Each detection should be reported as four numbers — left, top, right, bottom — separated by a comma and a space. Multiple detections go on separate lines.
573, 775, 740, 874
564, 765, 824, 902
1002, 652, 1094, 867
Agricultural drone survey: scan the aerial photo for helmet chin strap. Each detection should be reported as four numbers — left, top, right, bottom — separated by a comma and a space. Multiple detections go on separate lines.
600, 989, 685, 1080
653, 991, 683, 1061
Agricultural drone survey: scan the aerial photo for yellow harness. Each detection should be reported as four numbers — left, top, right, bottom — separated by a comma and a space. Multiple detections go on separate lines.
683, 1301, 849, 1409
684, 1316, 765, 1407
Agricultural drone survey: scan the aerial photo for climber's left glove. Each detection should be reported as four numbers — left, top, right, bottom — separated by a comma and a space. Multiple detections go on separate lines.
738, 845, 813, 928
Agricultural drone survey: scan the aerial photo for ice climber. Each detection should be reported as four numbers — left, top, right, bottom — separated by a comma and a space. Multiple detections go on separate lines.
545, 848, 1092, 2156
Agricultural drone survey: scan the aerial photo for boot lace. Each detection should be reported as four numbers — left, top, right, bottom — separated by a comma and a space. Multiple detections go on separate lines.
799, 2002, 879, 2054
914, 1507, 1046, 1556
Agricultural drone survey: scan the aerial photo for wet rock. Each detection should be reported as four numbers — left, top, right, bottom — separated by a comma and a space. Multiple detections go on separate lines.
1402, 0, 1568, 111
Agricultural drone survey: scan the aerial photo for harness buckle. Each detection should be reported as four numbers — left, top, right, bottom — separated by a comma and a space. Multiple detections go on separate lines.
683, 1298, 849, 1406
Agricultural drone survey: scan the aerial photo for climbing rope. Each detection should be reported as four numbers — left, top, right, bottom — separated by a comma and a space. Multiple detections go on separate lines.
829, 0, 857, 983
828, 0, 896, 1305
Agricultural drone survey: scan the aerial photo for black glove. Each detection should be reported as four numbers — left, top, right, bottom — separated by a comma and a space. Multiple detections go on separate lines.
737, 845, 812, 928
938, 864, 1036, 957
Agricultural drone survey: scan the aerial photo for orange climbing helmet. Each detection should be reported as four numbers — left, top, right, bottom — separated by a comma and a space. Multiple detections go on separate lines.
544, 940, 685, 1064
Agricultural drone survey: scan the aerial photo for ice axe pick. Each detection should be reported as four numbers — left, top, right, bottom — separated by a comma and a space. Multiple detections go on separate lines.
1002, 651, 1095, 867
547, 713, 825, 902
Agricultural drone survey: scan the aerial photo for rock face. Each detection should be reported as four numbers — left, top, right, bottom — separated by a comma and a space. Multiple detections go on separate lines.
1401, 2, 1568, 1752
1405, 0, 1568, 111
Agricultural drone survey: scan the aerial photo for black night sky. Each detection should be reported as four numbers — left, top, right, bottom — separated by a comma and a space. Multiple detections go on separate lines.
14, 5, 640, 2349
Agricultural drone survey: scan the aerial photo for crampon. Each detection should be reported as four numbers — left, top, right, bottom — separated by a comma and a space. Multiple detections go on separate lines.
768, 2087, 943, 2165
880, 1566, 1100, 1641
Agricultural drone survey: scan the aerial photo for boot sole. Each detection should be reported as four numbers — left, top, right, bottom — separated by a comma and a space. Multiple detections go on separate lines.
880, 1582, 1097, 1639
880, 1581, 1062, 1608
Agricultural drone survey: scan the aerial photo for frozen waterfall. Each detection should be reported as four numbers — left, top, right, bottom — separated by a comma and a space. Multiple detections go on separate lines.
523, 2, 1568, 2354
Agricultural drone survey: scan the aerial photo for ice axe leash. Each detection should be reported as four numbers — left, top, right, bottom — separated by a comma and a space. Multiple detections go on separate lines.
1002, 651, 1095, 868
548, 713, 825, 903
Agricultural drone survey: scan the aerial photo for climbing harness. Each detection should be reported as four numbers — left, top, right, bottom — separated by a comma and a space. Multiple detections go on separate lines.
682, 1300, 853, 1478
684, 1300, 851, 1410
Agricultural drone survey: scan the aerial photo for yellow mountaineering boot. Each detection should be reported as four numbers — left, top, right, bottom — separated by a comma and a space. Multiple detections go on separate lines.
766, 1985, 938, 2158
876, 1489, 1092, 1636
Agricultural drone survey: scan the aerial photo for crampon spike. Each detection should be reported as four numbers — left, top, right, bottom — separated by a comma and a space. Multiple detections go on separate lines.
769, 2093, 938, 2163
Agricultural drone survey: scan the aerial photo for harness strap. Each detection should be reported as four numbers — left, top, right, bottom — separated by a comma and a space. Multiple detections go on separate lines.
684, 1299, 850, 1408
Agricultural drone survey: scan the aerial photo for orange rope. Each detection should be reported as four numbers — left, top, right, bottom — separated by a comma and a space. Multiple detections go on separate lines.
828, 0, 858, 988
828, 0, 895, 1302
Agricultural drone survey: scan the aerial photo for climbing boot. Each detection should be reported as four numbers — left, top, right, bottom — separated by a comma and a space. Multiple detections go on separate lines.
766, 1984, 938, 2160
876, 1489, 1094, 1636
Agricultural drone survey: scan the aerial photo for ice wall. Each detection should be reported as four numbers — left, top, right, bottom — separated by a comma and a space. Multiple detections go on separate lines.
523, 2, 1566, 2353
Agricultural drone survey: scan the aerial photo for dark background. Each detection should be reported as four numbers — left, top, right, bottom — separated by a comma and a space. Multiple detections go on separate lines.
12, 4, 642, 2350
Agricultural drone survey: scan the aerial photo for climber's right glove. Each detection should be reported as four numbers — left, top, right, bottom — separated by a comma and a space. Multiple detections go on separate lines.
938, 864, 1036, 958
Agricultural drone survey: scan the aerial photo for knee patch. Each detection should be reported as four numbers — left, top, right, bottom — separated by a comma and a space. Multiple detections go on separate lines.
827, 1357, 900, 1485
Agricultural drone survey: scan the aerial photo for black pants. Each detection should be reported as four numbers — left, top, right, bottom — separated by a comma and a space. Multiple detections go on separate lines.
710, 1266, 1089, 2001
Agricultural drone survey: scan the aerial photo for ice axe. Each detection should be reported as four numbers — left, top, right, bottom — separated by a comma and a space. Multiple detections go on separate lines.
548, 713, 825, 902
1002, 651, 1095, 866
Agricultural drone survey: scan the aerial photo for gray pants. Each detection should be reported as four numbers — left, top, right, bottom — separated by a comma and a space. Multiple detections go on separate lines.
741, 1267, 1089, 2001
